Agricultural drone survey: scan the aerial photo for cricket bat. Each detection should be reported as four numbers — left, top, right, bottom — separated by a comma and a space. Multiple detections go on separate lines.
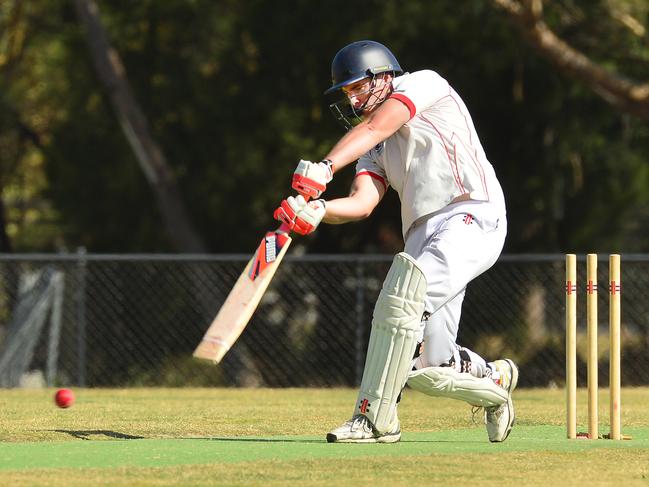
193, 222, 293, 363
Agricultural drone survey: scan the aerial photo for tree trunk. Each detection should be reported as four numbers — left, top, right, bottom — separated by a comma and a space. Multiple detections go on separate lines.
73, 0, 206, 252
73, 0, 263, 385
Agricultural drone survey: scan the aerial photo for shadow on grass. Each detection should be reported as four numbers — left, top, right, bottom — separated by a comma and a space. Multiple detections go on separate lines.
184, 437, 324, 444
183, 437, 483, 444
49, 429, 145, 440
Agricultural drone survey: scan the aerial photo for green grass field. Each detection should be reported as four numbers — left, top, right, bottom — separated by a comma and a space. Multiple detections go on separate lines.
1, 387, 648, 486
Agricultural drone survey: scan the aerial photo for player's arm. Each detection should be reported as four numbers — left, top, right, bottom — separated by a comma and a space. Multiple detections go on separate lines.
322, 171, 386, 224
292, 98, 410, 198
324, 98, 411, 173
274, 171, 385, 234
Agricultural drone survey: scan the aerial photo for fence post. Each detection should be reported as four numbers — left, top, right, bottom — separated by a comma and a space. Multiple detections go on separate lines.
75, 247, 87, 387
354, 259, 365, 386
46, 271, 65, 386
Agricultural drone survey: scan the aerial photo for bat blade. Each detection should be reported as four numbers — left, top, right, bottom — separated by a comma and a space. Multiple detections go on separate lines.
193, 228, 292, 363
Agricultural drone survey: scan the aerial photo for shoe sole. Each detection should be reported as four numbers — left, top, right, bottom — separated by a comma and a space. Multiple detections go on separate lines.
326, 432, 401, 444
506, 358, 519, 394
377, 432, 401, 444
489, 359, 519, 443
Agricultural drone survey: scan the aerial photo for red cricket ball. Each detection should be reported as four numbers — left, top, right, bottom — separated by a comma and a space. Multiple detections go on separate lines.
54, 388, 75, 408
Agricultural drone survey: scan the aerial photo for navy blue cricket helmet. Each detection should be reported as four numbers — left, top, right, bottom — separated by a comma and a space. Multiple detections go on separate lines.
325, 40, 403, 95
325, 40, 403, 129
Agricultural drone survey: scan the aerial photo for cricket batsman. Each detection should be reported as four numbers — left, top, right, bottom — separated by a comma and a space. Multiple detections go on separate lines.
274, 40, 518, 443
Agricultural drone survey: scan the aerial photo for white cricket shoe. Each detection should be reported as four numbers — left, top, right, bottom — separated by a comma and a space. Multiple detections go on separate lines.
326, 414, 401, 443
485, 358, 519, 442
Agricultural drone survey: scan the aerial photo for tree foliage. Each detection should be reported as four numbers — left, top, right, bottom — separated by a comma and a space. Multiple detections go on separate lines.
1, 0, 648, 254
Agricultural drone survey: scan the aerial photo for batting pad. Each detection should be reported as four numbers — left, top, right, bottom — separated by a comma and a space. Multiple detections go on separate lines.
355, 252, 427, 433
407, 366, 508, 407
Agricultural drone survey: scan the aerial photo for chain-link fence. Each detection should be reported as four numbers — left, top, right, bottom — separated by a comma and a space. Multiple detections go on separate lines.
0, 252, 647, 388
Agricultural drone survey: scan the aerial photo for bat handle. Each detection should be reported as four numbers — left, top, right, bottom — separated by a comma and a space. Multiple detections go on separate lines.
278, 222, 292, 234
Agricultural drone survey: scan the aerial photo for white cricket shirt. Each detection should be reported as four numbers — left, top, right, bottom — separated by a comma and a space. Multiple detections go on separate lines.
356, 70, 506, 237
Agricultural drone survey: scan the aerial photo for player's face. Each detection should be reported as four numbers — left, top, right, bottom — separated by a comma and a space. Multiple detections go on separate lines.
327, 73, 394, 130
342, 78, 372, 110
342, 74, 392, 114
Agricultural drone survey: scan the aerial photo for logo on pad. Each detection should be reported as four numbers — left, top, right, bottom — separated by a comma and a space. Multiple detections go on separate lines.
359, 398, 370, 414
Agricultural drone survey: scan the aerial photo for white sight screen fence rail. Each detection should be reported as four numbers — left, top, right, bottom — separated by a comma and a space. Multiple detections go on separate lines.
0, 253, 647, 388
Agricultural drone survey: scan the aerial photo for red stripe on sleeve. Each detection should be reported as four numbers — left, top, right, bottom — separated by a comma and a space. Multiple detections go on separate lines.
356, 170, 388, 192
390, 93, 416, 119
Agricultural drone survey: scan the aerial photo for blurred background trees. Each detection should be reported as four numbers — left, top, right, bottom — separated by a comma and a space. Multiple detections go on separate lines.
1, 0, 648, 255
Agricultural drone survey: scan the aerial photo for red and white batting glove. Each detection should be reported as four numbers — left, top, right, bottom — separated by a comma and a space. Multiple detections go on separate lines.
274, 195, 326, 235
292, 159, 334, 198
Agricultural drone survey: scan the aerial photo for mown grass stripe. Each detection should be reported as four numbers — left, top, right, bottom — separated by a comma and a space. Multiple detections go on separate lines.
1, 425, 647, 471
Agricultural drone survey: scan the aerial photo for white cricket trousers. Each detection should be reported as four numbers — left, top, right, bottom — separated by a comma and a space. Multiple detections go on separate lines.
403, 199, 507, 377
